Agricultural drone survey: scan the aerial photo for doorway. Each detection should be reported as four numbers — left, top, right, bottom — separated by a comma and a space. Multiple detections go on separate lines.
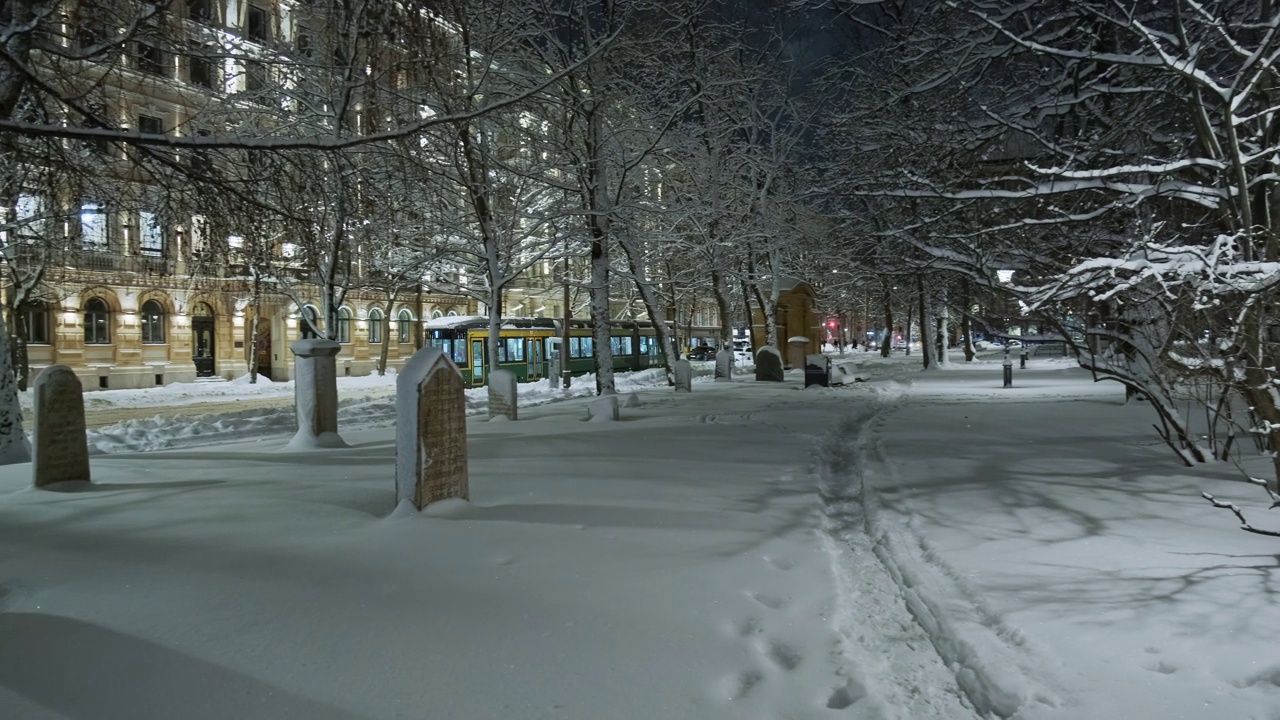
253, 317, 272, 379
192, 302, 215, 377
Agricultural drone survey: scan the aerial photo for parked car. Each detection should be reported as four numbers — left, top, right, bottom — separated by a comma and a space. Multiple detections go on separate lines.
686, 346, 717, 361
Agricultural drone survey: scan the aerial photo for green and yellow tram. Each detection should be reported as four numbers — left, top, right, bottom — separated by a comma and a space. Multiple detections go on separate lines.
424, 316, 668, 387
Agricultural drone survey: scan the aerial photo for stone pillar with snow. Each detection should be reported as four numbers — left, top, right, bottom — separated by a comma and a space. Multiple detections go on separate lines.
289, 339, 347, 449
488, 369, 518, 421
396, 347, 470, 510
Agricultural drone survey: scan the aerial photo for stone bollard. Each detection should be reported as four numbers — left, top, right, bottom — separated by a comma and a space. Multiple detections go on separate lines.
32, 365, 90, 487
1020, 348, 1028, 369
396, 347, 469, 510
289, 339, 346, 448
488, 369, 518, 420
1003, 354, 1013, 388
673, 360, 692, 392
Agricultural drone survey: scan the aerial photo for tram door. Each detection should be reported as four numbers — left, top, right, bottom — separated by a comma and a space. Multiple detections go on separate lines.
527, 339, 543, 380
471, 339, 485, 386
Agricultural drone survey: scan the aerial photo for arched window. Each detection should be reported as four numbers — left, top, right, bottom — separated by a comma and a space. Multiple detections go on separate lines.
299, 305, 319, 339
446, 309, 457, 317
397, 308, 413, 343
140, 299, 166, 343
368, 307, 384, 344
337, 307, 352, 344
84, 297, 111, 344
23, 301, 49, 345
430, 309, 443, 319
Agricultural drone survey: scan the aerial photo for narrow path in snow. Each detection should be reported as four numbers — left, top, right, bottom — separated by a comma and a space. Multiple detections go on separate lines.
816, 403, 981, 720
817, 398, 1059, 720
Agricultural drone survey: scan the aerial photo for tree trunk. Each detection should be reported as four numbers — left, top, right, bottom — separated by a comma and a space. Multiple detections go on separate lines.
917, 274, 932, 369
710, 267, 733, 349
961, 279, 975, 362
740, 277, 759, 352
617, 235, 676, 384
881, 282, 893, 357
0, 313, 31, 465
248, 270, 262, 383
8, 308, 30, 391
590, 231, 615, 396
377, 296, 392, 376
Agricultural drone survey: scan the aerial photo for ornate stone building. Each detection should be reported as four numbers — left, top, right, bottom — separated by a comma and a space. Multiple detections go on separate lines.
2, 0, 475, 389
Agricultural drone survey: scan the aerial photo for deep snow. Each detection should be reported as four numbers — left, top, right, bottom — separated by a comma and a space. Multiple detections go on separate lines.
1, 350, 1278, 719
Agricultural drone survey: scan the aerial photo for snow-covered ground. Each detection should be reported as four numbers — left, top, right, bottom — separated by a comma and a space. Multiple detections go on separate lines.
2, 350, 1278, 719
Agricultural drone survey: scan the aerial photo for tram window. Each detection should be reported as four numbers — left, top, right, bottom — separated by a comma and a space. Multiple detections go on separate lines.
611, 336, 634, 355
453, 345, 467, 364
504, 338, 525, 361
570, 336, 594, 358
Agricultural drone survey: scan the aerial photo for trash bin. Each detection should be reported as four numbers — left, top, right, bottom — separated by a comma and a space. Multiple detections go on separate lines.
805, 354, 831, 388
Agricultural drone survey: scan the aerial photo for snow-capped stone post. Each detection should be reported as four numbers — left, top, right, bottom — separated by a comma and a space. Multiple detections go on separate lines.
32, 365, 89, 487
715, 349, 733, 382
289, 339, 346, 448
673, 360, 692, 392
488, 369, 518, 421
396, 347, 469, 510
754, 346, 784, 382
547, 350, 561, 389
586, 394, 620, 421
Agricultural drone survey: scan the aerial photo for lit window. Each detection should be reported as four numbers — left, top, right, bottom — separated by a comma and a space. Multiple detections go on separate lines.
84, 298, 111, 344
140, 299, 166, 344
139, 211, 164, 256
23, 301, 49, 344
397, 309, 413, 343
368, 308, 384, 344
337, 307, 351, 343
81, 203, 108, 250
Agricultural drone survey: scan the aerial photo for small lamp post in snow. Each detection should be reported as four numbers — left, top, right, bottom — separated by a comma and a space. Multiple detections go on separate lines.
1003, 346, 1013, 388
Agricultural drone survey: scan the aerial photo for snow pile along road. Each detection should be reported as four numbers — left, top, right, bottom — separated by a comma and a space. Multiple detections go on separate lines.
84, 366, 704, 454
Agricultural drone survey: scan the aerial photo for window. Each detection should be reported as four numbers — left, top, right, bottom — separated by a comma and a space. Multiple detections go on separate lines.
84, 298, 111, 344
138, 114, 163, 136
189, 45, 214, 88
570, 336, 593, 359
300, 306, 319, 339
611, 336, 634, 356
13, 193, 44, 241
140, 300, 166, 344
244, 60, 268, 92
500, 338, 525, 362
431, 309, 443, 319
336, 308, 352, 343
398, 309, 413, 343
295, 32, 311, 57
246, 5, 269, 42
139, 211, 164, 256
23, 302, 49, 345
80, 202, 108, 250
188, 0, 215, 24
368, 308, 384, 344
136, 40, 165, 75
